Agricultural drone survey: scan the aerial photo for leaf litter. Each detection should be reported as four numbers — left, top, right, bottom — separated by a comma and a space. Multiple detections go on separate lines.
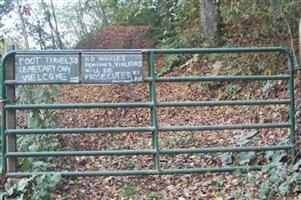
50, 54, 299, 199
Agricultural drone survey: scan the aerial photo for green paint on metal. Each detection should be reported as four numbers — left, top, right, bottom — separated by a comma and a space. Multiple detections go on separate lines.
5, 145, 291, 158
4, 99, 290, 110
5, 127, 155, 134
148, 52, 160, 171
5, 165, 265, 177
6, 149, 156, 157
156, 75, 290, 82
288, 56, 296, 156
5, 102, 154, 110
1, 51, 15, 175
0, 47, 295, 177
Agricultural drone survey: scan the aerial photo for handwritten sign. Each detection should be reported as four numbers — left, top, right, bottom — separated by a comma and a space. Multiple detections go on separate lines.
81, 52, 143, 83
15, 54, 80, 83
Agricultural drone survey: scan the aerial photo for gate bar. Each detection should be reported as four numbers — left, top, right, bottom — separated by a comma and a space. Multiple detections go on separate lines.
288, 55, 296, 155
6, 149, 156, 157
4, 78, 153, 85
5, 123, 290, 135
155, 75, 290, 82
4, 99, 290, 110
4, 75, 290, 85
158, 99, 290, 107
6, 127, 155, 134
148, 52, 160, 171
5, 102, 154, 109
6, 165, 265, 177
160, 145, 292, 154
159, 123, 291, 131
144, 47, 290, 54
5, 145, 292, 158
1, 51, 16, 174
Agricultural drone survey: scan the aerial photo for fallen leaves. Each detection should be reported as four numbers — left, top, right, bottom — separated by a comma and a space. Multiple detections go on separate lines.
49, 45, 296, 199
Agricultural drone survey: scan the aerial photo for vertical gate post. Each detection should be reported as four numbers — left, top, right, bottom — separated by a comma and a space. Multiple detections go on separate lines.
6, 45, 16, 172
299, 19, 301, 65
147, 52, 160, 171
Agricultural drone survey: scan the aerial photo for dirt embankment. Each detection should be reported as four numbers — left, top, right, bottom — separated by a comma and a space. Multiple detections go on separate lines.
78, 25, 156, 49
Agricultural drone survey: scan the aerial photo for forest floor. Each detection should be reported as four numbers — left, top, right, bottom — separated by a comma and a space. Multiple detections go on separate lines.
53, 53, 299, 199
47, 25, 301, 200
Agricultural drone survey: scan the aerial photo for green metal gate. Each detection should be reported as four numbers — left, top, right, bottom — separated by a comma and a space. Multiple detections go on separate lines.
1, 47, 295, 177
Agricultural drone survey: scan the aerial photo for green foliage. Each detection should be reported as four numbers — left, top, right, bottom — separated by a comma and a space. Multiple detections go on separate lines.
219, 130, 257, 166
154, 0, 298, 77
113, 1, 159, 26
0, 85, 61, 198
0, 0, 15, 21
0, 173, 61, 200
231, 153, 301, 199
155, 1, 202, 76
217, 84, 241, 100
147, 194, 165, 200
120, 183, 135, 198
156, 33, 191, 76
157, 54, 188, 77
17, 85, 59, 172
199, 52, 285, 100
74, 30, 96, 49
220, 134, 301, 199
257, 147, 301, 199
220, 0, 301, 47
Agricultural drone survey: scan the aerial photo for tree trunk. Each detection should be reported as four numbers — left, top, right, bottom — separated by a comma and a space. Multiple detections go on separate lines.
77, 0, 88, 36
50, 0, 64, 48
91, 0, 109, 27
41, 0, 56, 48
70, 20, 82, 38
36, 20, 46, 49
200, 0, 219, 39
16, 0, 29, 48
98, 2, 109, 26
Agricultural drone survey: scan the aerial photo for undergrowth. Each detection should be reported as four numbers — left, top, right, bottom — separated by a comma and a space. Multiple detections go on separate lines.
219, 133, 301, 199
0, 85, 61, 199
1, 174, 61, 200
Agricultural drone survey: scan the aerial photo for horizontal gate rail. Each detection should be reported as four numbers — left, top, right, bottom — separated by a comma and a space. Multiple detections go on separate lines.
6, 149, 156, 157
6, 165, 265, 177
158, 123, 291, 131
5, 145, 292, 158
155, 75, 290, 82
5, 123, 291, 135
160, 145, 292, 154
4, 99, 290, 110
157, 99, 290, 107
4, 75, 290, 85
142, 47, 291, 54
4, 78, 152, 85
5, 127, 155, 134
1, 47, 295, 177
5, 102, 154, 109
